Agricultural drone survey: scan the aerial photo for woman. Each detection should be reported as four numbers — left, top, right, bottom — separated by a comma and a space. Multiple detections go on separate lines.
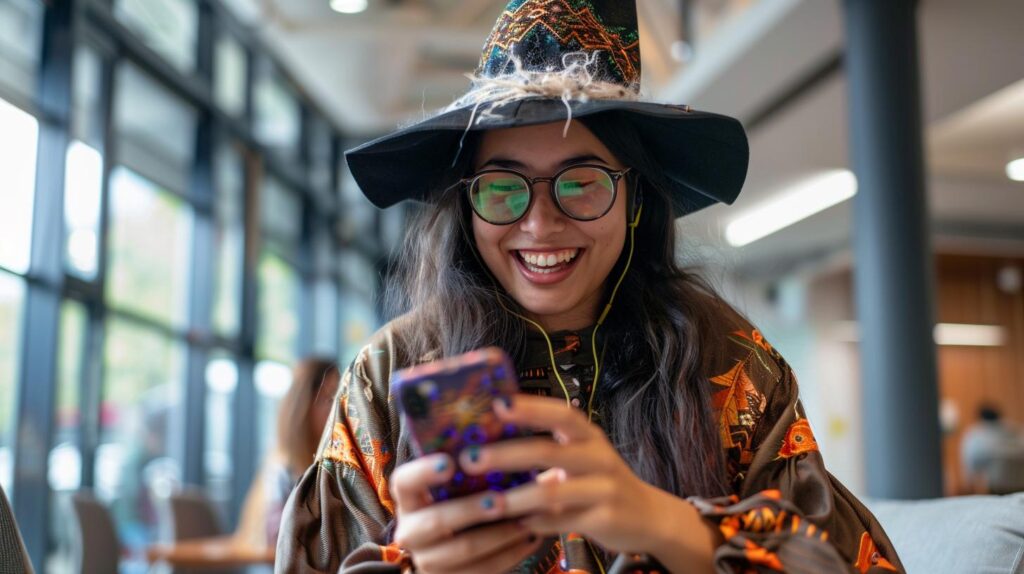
236, 358, 339, 547
277, 1, 902, 572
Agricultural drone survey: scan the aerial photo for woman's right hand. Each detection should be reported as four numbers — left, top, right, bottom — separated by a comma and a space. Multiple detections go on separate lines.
390, 453, 541, 574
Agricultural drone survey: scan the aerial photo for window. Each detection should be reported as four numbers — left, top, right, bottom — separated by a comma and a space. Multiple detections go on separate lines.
66, 47, 106, 280
113, 62, 197, 194
47, 300, 87, 574
258, 177, 302, 363
0, 271, 25, 495
214, 33, 247, 117
50, 301, 88, 493
204, 352, 236, 517
0, 0, 43, 105
312, 226, 338, 355
64, 141, 105, 280
257, 251, 300, 364
308, 117, 334, 195
70, 45, 104, 148
113, 0, 198, 73
254, 359, 290, 462
97, 317, 184, 553
338, 252, 379, 368
212, 141, 245, 337
254, 59, 300, 160
0, 97, 39, 275
106, 167, 193, 328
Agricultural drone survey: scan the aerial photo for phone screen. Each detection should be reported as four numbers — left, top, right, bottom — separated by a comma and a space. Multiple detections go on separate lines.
393, 347, 535, 501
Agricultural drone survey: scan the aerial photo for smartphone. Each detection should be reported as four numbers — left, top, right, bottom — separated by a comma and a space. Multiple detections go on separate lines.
393, 347, 535, 502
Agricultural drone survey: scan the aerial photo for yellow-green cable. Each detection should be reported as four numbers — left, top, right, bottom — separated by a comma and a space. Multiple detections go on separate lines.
586, 204, 640, 422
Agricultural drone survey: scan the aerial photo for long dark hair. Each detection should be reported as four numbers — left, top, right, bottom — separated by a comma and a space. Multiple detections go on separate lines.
384, 113, 735, 498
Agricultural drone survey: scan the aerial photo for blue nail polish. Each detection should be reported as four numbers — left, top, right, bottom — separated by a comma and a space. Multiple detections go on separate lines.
467, 445, 480, 463
481, 495, 494, 510
435, 458, 448, 473
499, 395, 513, 410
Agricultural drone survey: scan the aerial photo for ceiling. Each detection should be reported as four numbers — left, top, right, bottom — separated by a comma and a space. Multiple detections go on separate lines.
224, 0, 1024, 277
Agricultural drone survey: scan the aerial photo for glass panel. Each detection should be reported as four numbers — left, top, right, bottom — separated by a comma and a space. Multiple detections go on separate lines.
254, 59, 300, 160
336, 167, 376, 245
107, 167, 193, 328
261, 176, 302, 252
113, 62, 197, 194
113, 0, 198, 73
254, 359, 290, 461
214, 33, 247, 117
0, 97, 38, 275
47, 300, 87, 574
0, 271, 25, 495
212, 141, 244, 337
338, 286, 376, 369
98, 317, 184, 558
204, 352, 236, 519
309, 117, 333, 194
257, 250, 300, 363
51, 300, 87, 490
64, 141, 104, 280
312, 278, 338, 355
0, 0, 43, 105
70, 45, 104, 148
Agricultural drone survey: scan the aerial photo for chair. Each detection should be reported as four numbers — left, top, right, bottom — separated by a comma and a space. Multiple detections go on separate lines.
168, 488, 228, 541
0, 483, 34, 574
70, 491, 120, 574
168, 488, 240, 574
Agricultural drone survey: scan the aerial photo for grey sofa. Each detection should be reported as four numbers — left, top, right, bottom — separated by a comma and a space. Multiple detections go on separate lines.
867, 493, 1024, 573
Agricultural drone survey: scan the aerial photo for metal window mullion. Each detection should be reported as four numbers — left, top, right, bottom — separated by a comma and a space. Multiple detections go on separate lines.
181, 0, 217, 487
74, 28, 118, 498
13, 1, 76, 570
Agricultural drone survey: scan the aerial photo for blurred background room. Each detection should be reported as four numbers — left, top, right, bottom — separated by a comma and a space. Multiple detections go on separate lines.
0, 0, 1021, 572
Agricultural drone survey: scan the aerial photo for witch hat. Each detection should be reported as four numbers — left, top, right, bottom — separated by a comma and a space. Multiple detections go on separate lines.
345, 0, 748, 217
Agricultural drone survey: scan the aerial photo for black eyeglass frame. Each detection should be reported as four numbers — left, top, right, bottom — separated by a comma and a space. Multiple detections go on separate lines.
462, 164, 633, 225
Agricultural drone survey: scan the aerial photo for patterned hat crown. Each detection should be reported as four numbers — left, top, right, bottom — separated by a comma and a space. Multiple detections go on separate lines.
476, 0, 642, 91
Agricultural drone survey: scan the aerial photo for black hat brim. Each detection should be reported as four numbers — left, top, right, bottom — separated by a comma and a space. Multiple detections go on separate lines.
345, 98, 748, 217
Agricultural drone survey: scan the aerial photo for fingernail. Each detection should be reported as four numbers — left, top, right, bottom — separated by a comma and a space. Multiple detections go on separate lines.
435, 458, 448, 473
481, 495, 495, 510
467, 445, 481, 463
495, 396, 513, 411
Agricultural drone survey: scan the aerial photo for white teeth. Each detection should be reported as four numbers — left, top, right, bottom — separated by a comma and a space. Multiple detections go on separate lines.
517, 249, 579, 271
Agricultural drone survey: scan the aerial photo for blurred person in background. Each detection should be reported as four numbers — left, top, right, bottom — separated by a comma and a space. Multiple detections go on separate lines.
961, 404, 1024, 495
236, 357, 339, 547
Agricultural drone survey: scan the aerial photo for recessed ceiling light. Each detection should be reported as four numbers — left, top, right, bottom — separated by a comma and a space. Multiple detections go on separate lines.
725, 169, 857, 247
1006, 157, 1024, 182
330, 0, 367, 14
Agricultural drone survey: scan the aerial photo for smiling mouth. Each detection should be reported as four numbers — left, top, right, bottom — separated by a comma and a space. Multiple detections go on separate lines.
513, 248, 582, 275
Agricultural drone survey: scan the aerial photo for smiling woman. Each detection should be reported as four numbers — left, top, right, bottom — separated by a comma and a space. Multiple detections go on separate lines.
275, 1, 903, 573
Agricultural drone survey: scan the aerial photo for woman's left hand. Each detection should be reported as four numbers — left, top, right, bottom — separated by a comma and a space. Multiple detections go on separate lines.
457, 394, 694, 557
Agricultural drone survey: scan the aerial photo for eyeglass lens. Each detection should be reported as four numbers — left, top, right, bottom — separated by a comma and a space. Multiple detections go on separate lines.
470, 166, 616, 224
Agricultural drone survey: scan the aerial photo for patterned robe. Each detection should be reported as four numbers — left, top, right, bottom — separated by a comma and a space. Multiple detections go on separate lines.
275, 314, 902, 573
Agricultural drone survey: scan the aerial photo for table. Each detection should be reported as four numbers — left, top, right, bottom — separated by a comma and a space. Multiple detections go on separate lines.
146, 535, 275, 568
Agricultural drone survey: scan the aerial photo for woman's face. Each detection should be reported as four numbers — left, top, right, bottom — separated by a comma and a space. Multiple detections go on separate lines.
471, 121, 628, 331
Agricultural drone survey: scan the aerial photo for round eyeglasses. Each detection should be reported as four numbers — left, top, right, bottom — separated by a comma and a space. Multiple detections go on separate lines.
463, 164, 632, 225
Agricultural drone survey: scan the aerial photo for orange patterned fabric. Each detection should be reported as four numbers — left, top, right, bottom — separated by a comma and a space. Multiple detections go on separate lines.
777, 417, 819, 459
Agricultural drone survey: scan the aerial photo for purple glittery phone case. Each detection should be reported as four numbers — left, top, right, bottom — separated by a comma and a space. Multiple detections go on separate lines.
393, 347, 535, 501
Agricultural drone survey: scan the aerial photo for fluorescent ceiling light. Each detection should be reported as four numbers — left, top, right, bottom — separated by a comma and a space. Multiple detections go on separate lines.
725, 169, 857, 247
828, 321, 1006, 347
1007, 157, 1024, 182
330, 0, 367, 14
933, 323, 1006, 347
